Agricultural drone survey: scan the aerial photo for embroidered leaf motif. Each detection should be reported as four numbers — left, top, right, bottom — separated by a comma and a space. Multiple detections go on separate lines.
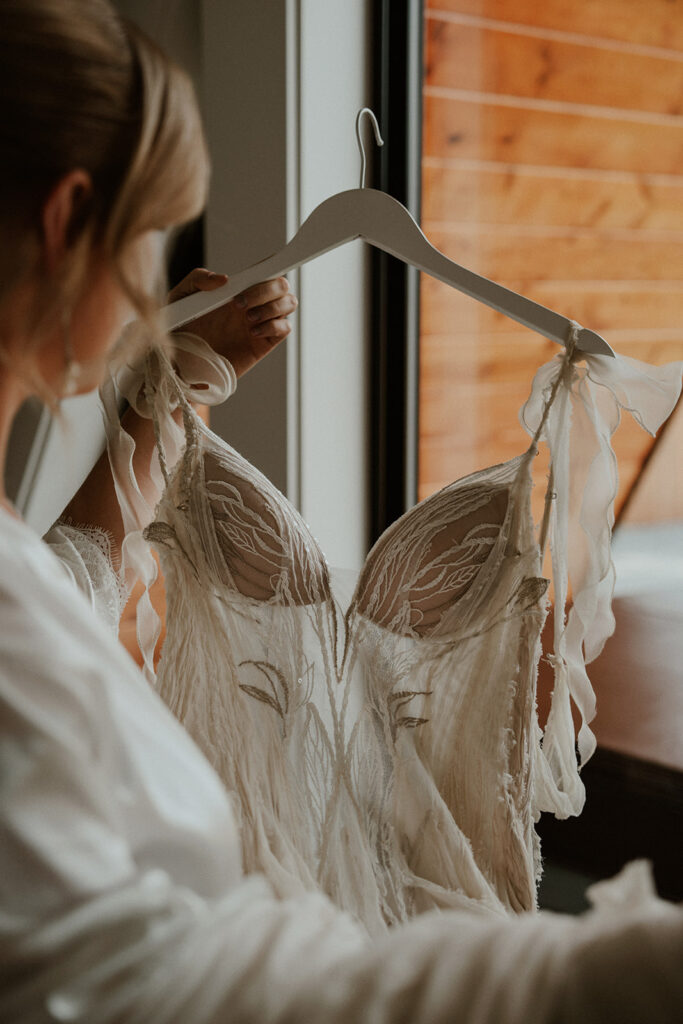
388, 689, 433, 705
396, 716, 429, 729
392, 696, 416, 716
238, 684, 284, 719
388, 690, 432, 739
245, 660, 289, 714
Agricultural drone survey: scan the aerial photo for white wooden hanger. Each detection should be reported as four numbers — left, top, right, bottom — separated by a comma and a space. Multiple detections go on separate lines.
164, 109, 614, 357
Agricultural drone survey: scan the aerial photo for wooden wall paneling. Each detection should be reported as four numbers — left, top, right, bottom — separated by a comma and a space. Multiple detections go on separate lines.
425, 0, 683, 53
420, 330, 673, 507
424, 224, 683, 282
422, 161, 683, 231
420, 332, 556, 385
424, 93, 683, 175
506, 284, 683, 335
620, 398, 683, 524
425, 17, 683, 114
418, 444, 552, 524
419, 0, 683, 521
421, 279, 683, 335
420, 381, 526, 438
420, 404, 645, 517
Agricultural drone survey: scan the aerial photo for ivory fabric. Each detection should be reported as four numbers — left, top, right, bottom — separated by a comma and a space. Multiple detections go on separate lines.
1, 507, 683, 1021
96, 333, 683, 934
2, 330, 683, 1020
43, 520, 127, 636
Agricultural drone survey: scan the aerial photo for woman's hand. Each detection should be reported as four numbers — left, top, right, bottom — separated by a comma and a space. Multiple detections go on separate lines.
167, 269, 298, 378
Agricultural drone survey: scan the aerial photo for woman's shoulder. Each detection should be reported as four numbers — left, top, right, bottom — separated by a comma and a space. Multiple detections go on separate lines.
0, 510, 134, 727
0, 508, 99, 626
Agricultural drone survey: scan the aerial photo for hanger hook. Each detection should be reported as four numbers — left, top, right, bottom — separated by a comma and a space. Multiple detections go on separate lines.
355, 107, 384, 189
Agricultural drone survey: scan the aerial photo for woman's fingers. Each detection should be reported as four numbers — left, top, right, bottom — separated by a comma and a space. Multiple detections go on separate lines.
249, 317, 293, 340
234, 276, 291, 310
169, 273, 295, 320
167, 268, 228, 303
246, 292, 298, 331
165, 270, 297, 377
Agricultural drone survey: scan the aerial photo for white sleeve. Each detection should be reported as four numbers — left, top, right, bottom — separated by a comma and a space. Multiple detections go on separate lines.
3, 853, 682, 1024
2, 646, 680, 1024
1, 546, 681, 1024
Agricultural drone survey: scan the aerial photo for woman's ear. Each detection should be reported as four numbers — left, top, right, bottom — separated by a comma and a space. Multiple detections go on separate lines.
41, 169, 93, 272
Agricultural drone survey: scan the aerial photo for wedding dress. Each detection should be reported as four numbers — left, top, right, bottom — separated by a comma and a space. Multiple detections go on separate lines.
84, 327, 680, 936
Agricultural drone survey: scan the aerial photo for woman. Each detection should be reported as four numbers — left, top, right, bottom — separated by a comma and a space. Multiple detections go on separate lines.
0, 2, 681, 1021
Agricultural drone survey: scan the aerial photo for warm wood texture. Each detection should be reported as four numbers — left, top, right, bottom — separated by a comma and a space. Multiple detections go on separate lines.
425, 93, 683, 176
581, 590, 683, 771
422, 161, 683, 231
426, 17, 683, 114
419, 4, 683, 522
620, 398, 683, 524
425, 225, 683, 281
422, 279, 683, 333
426, 0, 683, 52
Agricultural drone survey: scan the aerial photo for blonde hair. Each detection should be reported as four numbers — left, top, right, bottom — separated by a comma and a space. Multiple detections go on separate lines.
0, 0, 209, 387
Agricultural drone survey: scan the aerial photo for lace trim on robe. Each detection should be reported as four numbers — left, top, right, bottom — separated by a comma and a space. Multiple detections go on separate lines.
43, 519, 128, 636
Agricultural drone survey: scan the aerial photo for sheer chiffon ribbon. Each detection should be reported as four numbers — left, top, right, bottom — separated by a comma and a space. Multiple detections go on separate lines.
521, 342, 683, 817
99, 332, 236, 681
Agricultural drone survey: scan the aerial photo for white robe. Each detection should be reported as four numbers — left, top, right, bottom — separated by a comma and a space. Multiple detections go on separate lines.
1, 507, 682, 1023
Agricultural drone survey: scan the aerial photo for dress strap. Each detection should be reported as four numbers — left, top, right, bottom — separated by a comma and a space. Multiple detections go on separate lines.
520, 337, 682, 817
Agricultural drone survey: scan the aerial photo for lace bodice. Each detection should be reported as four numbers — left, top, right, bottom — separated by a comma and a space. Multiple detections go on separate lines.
95, 331, 682, 935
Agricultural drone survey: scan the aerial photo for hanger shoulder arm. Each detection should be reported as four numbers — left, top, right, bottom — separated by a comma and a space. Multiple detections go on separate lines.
163, 186, 613, 355
355, 191, 611, 353
163, 191, 369, 331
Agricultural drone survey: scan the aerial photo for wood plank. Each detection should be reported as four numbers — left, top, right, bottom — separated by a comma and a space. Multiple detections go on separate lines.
420, 278, 683, 337
419, 432, 645, 520
621, 399, 683, 523
418, 439, 535, 486
425, 18, 683, 115
421, 162, 683, 230
426, 0, 683, 53
418, 435, 645, 481
587, 606, 683, 773
420, 332, 556, 385
419, 380, 529, 439
420, 367, 656, 482
424, 93, 683, 175
422, 333, 683, 382
420, 376, 652, 448
420, 1, 681, 525
419, 441, 643, 510
424, 224, 683, 283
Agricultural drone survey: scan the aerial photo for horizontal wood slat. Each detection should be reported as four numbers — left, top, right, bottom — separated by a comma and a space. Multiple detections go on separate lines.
426, 0, 683, 53
425, 94, 683, 175
425, 225, 683, 283
422, 162, 683, 230
621, 399, 683, 524
419, 385, 531, 444
421, 278, 683, 336
419, 456, 644, 520
422, 335, 683, 381
420, 2, 683, 522
419, 433, 644, 512
425, 18, 683, 115
420, 375, 649, 444
420, 333, 555, 386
